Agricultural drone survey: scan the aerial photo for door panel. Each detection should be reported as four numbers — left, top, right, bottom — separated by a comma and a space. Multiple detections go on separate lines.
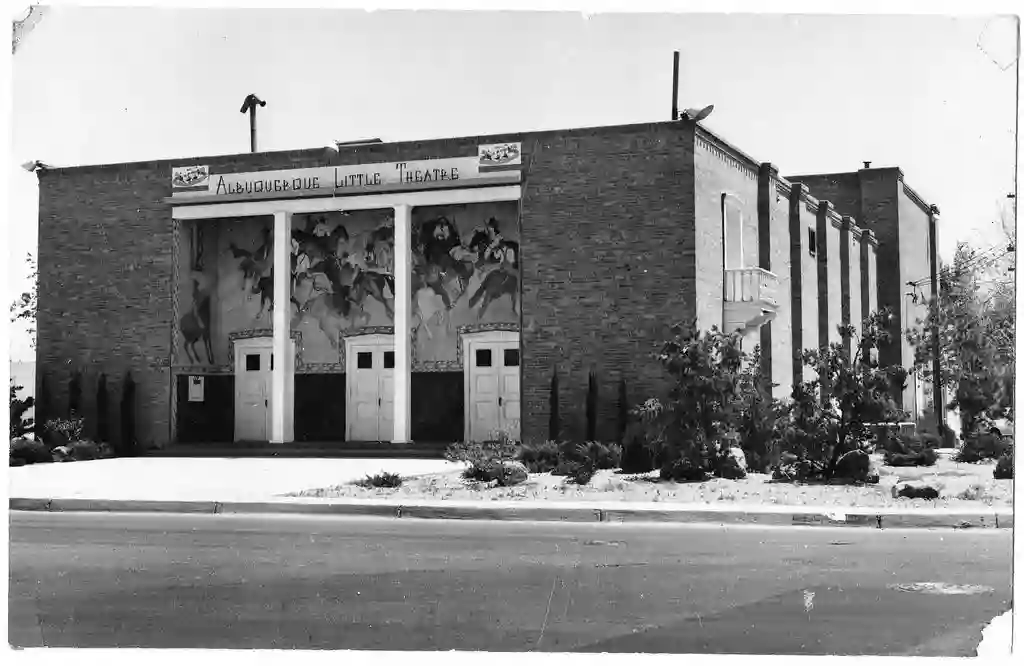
378, 366, 395, 443
236, 347, 270, 442
498, 343, 522, 438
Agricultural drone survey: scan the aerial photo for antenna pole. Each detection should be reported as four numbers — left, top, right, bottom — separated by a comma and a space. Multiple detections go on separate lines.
671, 51, 680, 120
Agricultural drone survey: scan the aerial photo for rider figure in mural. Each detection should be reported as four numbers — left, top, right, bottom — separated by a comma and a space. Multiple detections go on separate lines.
483, 217, 518, 278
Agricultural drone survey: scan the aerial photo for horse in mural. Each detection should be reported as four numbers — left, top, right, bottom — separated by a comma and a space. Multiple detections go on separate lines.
229, 227, 275, 319
180, 279, 214, 364
464, 221, 521, 319
415, 216, 477, 309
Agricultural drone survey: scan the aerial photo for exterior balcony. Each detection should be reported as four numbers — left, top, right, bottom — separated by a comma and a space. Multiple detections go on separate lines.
723, 266, 780, 335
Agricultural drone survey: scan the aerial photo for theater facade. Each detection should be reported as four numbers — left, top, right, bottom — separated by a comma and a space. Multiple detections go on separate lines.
34, 118, 939, 450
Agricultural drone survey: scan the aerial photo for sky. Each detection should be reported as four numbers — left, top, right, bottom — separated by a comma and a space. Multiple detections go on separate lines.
6, 4, 1020, 363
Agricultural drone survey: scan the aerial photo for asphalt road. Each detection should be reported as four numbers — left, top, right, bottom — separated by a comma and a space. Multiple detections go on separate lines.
9, 512, 1012, 654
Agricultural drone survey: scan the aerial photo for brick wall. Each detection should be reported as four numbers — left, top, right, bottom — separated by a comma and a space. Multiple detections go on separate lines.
37, 122, 699, 447
897, 184, 935, 416
796, 192, 820, 384
36, 148, 337, 448
763, 169, 793, 398
693, 131, 760, 334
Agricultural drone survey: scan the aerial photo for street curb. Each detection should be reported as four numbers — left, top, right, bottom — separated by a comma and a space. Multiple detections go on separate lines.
9, 497, 1014, 529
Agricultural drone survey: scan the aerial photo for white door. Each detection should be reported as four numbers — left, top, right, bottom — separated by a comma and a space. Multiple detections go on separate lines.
235, 343, 272, 442
346, 337, 395, 442
465, 333, 521, 442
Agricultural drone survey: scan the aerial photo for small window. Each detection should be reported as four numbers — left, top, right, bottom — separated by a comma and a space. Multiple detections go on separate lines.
383, 351, 395, 369
270, 354, 274, 371
245, 354, 260, 371
503, 348, 520, 367
476, 349, 493, 367
808, 228, 817, 258
357, 352, 373, 369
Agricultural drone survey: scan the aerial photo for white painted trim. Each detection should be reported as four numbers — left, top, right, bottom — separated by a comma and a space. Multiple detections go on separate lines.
462, 330, 521, 443
344, 333, 394, 442
392, 204, 412, 444
172, 185, 522, 219
271, 211, 292, 444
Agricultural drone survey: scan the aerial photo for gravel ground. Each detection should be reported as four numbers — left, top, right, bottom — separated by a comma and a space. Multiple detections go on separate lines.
291, 455, 1013, 509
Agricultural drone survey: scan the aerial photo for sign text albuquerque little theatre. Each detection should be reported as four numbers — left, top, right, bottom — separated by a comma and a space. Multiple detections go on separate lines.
171, 143, 522, 200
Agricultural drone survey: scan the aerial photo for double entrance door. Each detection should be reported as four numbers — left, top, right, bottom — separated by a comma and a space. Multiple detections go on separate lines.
345, 335, 395, 442
463, 331, 522, 442
233, 337, 294, 442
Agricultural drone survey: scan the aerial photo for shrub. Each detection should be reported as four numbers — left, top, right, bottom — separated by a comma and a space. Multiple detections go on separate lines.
660, 456, 708, 482
10, 438, 51, 465
121, 372, 137, 456
993, 454, 1013, 479
586, 441, 621, 470
356, 472, 404, 488
616, 379, 628, 444
884, 448, 939, 467
735, 347, 787, 473
96, 373, 110, 443
567, 460, 596, 485
586, 370, 598, 442
955, 433, 1006, 463
44, 415, 85, 444
446, 433, 520, 483
548, 369, 560, 441
518, 440, 561, 473
620, 420, 656, 474
10, 383, 35, 439
69, 439, 99, 461
68, 371, 82, 416
713, 451, 747, 480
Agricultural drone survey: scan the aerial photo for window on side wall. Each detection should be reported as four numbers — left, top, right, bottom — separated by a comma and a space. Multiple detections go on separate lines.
808, 228, 817, 258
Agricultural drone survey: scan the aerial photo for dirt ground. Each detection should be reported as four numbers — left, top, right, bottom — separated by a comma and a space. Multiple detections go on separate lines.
291, 454, 1012, 509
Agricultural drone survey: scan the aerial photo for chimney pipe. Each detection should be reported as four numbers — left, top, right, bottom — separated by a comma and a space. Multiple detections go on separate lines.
671, 51, 680, 120
863, 161, 872, 169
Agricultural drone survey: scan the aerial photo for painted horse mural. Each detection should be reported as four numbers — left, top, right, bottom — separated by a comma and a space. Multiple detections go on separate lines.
465, 219, 520, 318
288, 215, 396, 348
180, 278, 214, 364
229, 226, 275, 319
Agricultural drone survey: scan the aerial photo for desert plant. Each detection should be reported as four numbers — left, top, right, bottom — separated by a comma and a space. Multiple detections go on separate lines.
10, 382, 35, 439
956, 432, 1008, 463
779, 310, 907, 482
95, 373, 110, 443
120, 372, 137, 456
548, 369, 560, 441
44, 415, 85, 443
616, 378, 628, 443
735, 346, 788, 473
567, 459, 596, 485
356, 472, 404, 488
445, 431, 520, 483
586, 369, 598, 442
10, 437, 51, 465
993, 454, 1013, 479
517, 440, 561, 473
68, 370, 82, 416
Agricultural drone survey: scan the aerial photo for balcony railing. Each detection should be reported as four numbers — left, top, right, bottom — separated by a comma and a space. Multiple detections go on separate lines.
724, 267, 779, 307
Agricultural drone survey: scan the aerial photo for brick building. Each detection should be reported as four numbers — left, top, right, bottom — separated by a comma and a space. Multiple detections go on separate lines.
33, 118, 938, 450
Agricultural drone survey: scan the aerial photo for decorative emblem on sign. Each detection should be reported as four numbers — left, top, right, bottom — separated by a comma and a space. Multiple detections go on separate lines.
478, 142, 522, 167
172, 165, 210, 189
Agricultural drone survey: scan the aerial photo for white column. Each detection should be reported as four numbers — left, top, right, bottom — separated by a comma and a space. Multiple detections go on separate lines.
392, 204, 412, 443
271, 210, 292, 443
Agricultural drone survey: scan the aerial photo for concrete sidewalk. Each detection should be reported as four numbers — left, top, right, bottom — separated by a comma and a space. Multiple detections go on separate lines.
8, 457, 463, 502
8, 458, 1014, 529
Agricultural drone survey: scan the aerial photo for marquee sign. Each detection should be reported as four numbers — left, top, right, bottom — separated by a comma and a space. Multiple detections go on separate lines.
171, 143, 522, 201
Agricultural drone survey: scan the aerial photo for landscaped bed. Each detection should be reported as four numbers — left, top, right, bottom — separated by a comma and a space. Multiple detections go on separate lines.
290, 454, 1012, 509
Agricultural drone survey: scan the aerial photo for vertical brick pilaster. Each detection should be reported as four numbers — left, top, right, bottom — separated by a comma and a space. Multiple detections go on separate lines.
816, 201, 834, 402
757, 162, 777, 380
840, 216, 853, 360
789, 184, 807, 386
